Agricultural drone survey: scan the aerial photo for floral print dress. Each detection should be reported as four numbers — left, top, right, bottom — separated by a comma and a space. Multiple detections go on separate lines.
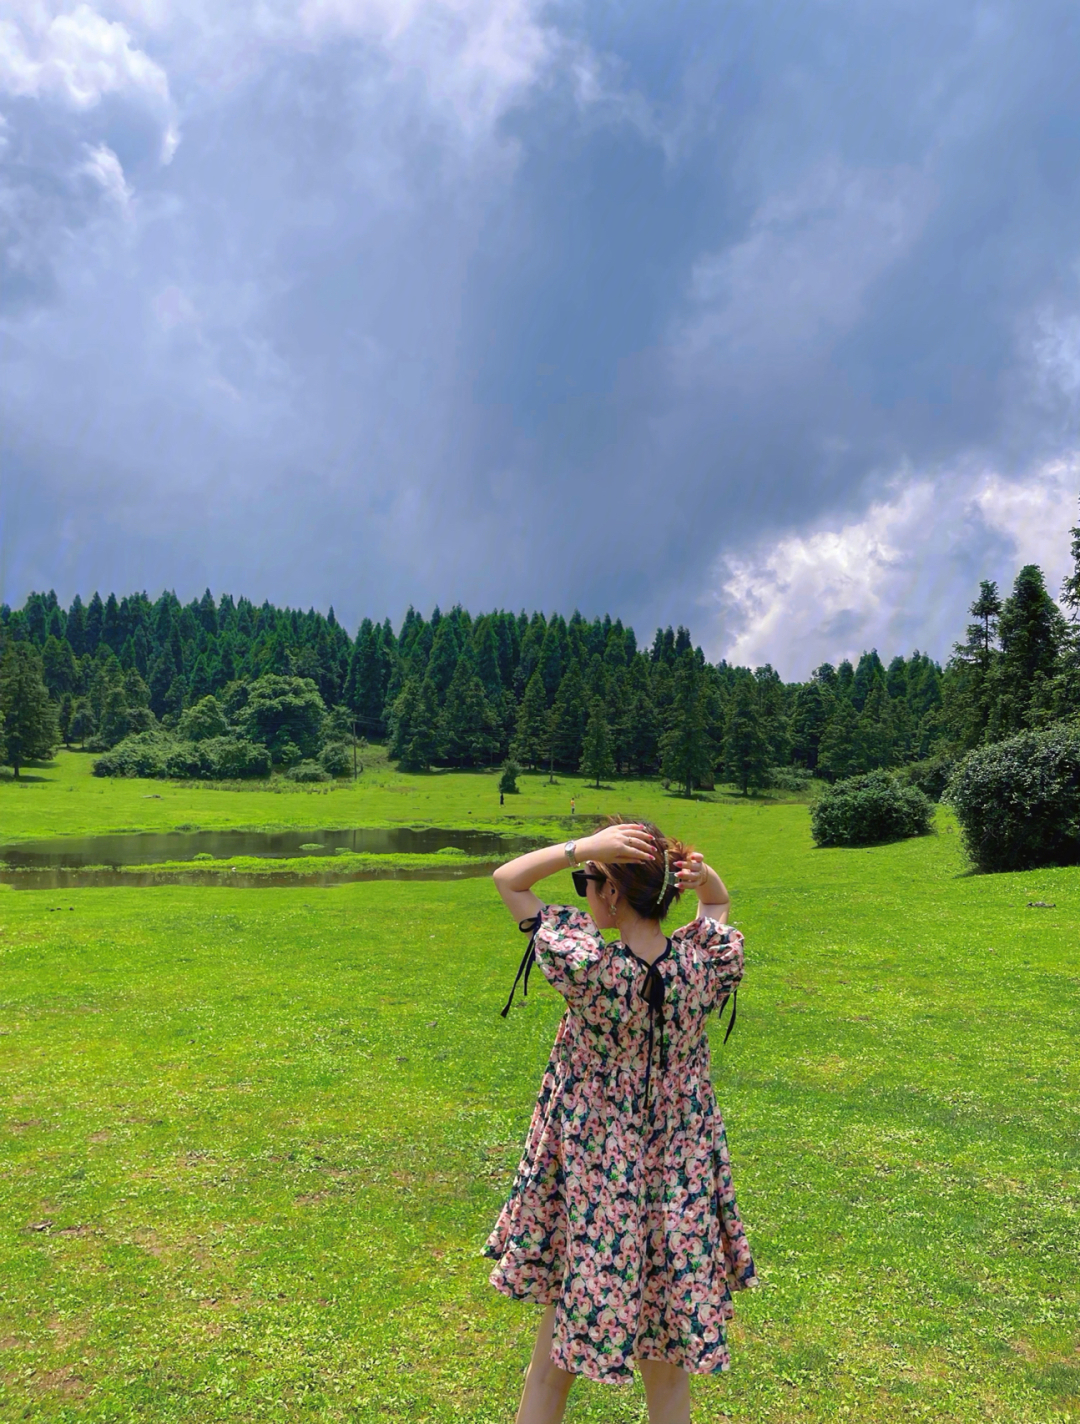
484, 905, 758, 1385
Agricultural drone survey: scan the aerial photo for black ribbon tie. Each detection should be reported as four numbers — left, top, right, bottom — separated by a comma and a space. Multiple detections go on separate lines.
501, 914, 541, 1018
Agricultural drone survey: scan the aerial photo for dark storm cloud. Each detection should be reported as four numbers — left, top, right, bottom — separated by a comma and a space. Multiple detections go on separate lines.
2, 0, 1079, 671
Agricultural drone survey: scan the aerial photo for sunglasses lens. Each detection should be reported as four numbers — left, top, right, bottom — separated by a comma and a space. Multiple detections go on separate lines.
571, 870, 587, 896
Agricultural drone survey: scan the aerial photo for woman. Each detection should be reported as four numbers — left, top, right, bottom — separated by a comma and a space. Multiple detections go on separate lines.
485, 817, 757, 1424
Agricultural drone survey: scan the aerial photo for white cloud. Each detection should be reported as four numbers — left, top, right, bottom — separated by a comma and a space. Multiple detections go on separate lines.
0, 4, 169, 107
674, 159, 937, 374
300, 0, 555, 134
39, 0, 558, 143
0, 3, 178, 161
77, 140, 131, 204
708, 458, 1079, 676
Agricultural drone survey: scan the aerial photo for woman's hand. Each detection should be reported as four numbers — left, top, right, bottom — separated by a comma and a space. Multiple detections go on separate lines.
675, 851, 709, 890
578, 822, 659, 867
675, 852, 731, 922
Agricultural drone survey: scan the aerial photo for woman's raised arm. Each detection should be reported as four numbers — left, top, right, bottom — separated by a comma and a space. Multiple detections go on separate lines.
492, 823, 658, 923
677, 852, 731, 924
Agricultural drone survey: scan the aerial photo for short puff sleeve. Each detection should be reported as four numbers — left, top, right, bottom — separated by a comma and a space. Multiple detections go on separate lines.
531, 904, 608, 1008
671, 916, 745, 1012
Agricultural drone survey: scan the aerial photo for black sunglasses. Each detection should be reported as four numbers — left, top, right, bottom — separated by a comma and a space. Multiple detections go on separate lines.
571, 868, 608, 896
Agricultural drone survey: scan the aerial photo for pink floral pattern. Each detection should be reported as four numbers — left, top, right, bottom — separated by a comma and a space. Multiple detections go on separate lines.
484, 905, 758, 1385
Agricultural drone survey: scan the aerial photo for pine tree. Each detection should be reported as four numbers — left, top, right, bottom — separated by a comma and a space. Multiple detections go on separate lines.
404, 679, 440, 771
438, 655, 499, 767
41, 635, 77, 698
349, 621, 389, 736
850, 650, 885, 712
511, 671, 549, 769
991, 565, 1066, 734
967, 581, 1003, 666
580, 698, 615, 788
197, 588, 219, 636
389, 676, 420, 762
852, 680, 894, 771
621, 659, 659, 774
66, 596, 87, 657
426, 619, 461, 699
885, 655, 908, 701
148, 644, 179, 720
790, 680, 830, 770
754, 664, 791, 765
69, 698, 95, 746
84, 592, 104, 654
0, 643, 59, 776
721, 676, 769, 795
537, 619, 566, 702
188, 654, 213, 704
817, 699, 859, 781
662, 653, 714, 797
549, 661, 587, 768
473, 617, 502, 698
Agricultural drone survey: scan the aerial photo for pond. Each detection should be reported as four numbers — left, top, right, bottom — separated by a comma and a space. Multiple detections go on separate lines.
0, 826, 545, 889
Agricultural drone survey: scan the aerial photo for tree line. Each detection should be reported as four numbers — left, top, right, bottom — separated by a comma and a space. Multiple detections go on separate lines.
1, 503, 1078, 789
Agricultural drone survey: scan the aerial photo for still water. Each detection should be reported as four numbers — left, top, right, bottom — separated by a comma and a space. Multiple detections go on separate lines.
0, 826, 544, 889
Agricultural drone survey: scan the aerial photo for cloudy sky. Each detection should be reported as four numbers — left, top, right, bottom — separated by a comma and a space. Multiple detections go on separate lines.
2, 0, 1079, 676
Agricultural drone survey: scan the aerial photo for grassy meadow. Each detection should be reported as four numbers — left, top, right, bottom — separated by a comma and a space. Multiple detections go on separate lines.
1, 752, 1078, 1422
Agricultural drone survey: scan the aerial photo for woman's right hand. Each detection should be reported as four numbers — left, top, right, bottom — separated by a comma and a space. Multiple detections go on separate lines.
578, 822, 659, 866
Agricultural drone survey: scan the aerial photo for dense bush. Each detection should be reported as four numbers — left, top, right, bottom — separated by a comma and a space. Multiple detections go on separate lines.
897, 753, 957, 802
93, 731, 270, 780
201, 737, 271, 779
811, 770, 935, 847
319, 741, 353, 777
237, 676, 325, 760
766, 765, 812, 792
177, 695, 229, 742
947, 723, 1080, 872
499, 758, 521, 794
285, 758, 330, 782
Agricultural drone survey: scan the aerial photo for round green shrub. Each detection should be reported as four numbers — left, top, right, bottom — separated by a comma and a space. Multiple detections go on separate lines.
285, 759, 330, 783
896, 753, 957, 802
947, 723, 1080, 872
319, 741, 353, 777
810, 770, 934, 848
766, 765, 812, 793
92, 731, 270, 780
92, 730, 172, 778
499, 758, 521, 794
201, 737, 271, 780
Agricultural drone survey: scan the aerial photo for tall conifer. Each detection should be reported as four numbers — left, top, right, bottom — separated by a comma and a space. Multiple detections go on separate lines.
580, 698, 615, 788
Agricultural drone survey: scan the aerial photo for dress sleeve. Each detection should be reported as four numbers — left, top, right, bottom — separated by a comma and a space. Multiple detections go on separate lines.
672, 916, 745, 1011
531, 904, 608, 1007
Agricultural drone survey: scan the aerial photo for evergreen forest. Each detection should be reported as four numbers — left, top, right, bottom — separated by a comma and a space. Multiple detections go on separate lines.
2, 502, 1079, 793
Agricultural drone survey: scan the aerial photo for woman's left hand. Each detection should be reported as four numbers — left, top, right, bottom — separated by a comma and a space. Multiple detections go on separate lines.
675, 852, 709, 889
580, 822, 659, 866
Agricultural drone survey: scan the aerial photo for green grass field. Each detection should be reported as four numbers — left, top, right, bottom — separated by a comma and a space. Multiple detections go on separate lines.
1, 753, 1078, 1422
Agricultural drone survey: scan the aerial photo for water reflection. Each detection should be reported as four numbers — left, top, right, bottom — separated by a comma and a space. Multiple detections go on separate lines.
1, 863, 501, 890
1, 825, 539, 868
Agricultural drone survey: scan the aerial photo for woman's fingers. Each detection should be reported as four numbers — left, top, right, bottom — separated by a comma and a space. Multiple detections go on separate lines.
674, 852, 706, 885
606, 827, 658, 863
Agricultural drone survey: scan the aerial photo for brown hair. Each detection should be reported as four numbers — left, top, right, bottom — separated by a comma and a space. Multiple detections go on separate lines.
594, 815, 692, 922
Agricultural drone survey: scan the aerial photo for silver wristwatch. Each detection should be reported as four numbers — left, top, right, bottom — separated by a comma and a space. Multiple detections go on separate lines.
564, 840, 578, 866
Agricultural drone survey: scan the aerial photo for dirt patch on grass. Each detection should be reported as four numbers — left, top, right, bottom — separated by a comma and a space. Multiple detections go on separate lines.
32, 1367, 89, 1399
48, 1316, 86, 1346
